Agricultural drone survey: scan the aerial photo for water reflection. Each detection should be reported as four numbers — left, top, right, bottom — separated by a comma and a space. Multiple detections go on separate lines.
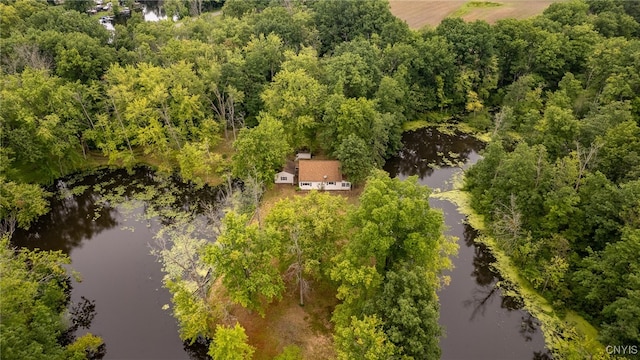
384, 127, 551, 360
14, 181, 118, 255
385, 127, 484, 180
140, 0, 172, 22
12, 167, 218, 359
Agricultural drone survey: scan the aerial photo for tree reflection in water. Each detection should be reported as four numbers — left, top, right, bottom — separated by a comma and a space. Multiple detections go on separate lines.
183, 336, 212, 360
12, 167, 220, 360
386, 127, 550, 359
384, 127, 484, 179
463, 224, 553, 358
13, 167, 218, 254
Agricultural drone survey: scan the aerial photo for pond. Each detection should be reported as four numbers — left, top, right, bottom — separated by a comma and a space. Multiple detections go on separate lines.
384, 127, 551, 360
12, 168, 214, 359
12, 127, 550, 359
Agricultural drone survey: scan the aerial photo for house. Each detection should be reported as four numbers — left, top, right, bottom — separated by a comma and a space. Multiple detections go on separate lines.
275, 160, 296, 184
295, 152, 312, 161
298, 160, 351, 191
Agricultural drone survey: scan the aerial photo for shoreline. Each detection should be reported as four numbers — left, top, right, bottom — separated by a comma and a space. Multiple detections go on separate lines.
432, 186, 605, 358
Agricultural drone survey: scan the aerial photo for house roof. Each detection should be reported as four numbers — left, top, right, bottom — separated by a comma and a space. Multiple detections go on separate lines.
298, 160, 343, 182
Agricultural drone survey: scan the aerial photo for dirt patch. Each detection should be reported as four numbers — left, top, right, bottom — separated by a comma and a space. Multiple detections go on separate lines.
389, 0, 562, 29
232, 281, 338, 360
389, 0, 466, 29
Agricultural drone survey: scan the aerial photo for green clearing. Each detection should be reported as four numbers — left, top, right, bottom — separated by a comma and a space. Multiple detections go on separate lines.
449, 1, 504, 18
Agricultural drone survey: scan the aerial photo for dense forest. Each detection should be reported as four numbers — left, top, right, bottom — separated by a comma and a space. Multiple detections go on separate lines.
1, 0, 640, 358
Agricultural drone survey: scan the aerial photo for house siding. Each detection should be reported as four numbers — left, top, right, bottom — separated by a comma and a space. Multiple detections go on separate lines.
275, 171, 295, 184
299, 181, 351, 190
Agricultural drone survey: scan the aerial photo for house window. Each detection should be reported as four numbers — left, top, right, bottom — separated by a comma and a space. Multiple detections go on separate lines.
280, 177, 287, 181
342, 182, 351, 187
300, 182, 311, 187
327, 181, 336, 185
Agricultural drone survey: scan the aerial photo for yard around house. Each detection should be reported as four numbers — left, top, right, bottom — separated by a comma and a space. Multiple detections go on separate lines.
239, 184, 363, 358
389, 0, 563, 29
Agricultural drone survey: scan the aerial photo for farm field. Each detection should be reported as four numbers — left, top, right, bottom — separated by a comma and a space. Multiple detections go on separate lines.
389, 0, 561, 29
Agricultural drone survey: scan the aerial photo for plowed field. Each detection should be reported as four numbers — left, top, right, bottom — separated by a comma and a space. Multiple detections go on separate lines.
389, 0, 560, 29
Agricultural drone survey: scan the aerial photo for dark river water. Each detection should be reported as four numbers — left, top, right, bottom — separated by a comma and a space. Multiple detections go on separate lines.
13, 168, 214, 359
12, 127, 549, 359
384, 127, 550, 360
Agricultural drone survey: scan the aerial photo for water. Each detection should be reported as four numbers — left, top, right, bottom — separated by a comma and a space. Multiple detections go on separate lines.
384, 127, 551, 360
12, 128, 550, 359
12, 168, 214, 359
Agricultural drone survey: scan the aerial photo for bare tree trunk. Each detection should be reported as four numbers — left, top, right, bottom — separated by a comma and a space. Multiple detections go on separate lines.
227, 94, 237, 141
535, 148, 544, 189
111, 97, 134, 154
210, 87, 229, 140
575, 141, 600, 191
161, 102, 182, 149
0, 215, 17, 238
74, 92, 96, 130
289, 231, 306, 306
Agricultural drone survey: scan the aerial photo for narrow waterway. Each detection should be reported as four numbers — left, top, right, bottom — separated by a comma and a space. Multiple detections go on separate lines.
384, 127, 551, 360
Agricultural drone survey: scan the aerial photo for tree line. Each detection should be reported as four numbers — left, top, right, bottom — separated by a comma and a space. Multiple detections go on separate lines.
2, 0, 640, 357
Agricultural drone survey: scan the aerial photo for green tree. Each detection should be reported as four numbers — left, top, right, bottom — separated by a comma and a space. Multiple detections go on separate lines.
242, 33, 284, 117
312, 0, 395, 54
260, 68, 327, 150
370, 264, 442, 359
92, 62, 216, 171
596, 120, 640, 183
209, 323, 255, 360
0, 178, 49, 237
249, 6, 314, 49
334, 134, 376, 185
325, 52, 376, 99
322, 96, 394, 169
534, 104, 580, 160
330, 172, 451, 359
0, 237, 104, 359
55, 32, 117, 82
231, 114, 292, 185
152, 221, 215, 343
204, 211, 284, 313
176, 141, 222, 186
574, 227, 640, 345
266, 192, 347, 306
407, 35, 460, 111
334, 315, 398, 360
222, 0, 270, 18
1, 68, 84, 180
331, 171, 453, 323
63, 0, 93, 13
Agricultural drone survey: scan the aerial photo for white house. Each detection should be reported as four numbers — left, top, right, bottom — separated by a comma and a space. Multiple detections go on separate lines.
298, 160, 351, 191
275, 161, 296, 184
295, 152, 312, 161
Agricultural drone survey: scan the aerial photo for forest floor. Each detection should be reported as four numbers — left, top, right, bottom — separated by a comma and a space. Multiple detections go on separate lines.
233, 280, 339, 359
389, 0, 562, 29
